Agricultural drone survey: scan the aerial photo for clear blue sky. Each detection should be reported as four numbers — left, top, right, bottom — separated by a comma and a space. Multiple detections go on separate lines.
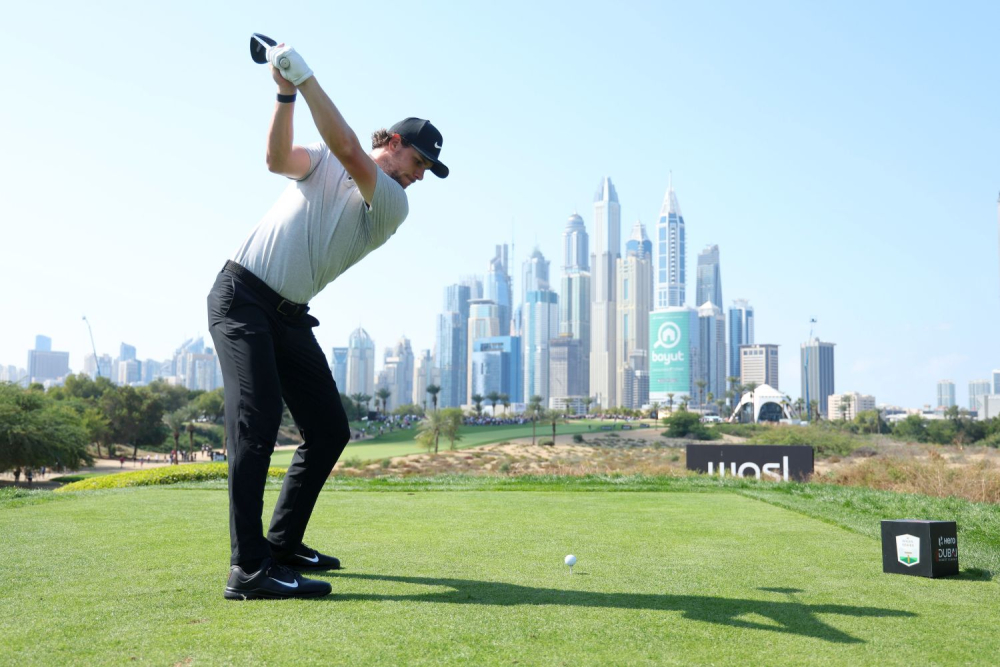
2, 0, 998, 409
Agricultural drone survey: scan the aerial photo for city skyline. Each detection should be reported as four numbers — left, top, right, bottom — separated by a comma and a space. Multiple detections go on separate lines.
2, 2, 999, 411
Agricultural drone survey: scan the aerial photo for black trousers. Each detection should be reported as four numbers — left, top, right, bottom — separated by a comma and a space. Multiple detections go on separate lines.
207, 264, 350, 566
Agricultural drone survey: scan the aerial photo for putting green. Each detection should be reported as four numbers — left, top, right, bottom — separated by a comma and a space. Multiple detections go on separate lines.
1, 485, 997, 665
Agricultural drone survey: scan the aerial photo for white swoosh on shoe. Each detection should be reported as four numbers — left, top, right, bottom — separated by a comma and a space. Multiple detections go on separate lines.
296, 553, 319, 564
270, 577, 299, 589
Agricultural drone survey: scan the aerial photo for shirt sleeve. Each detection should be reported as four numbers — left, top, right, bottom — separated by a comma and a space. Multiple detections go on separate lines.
294, 142, 329, 181
364, 166, 410, 244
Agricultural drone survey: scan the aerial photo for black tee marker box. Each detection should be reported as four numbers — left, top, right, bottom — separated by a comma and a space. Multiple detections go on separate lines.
880, 520, 959, 578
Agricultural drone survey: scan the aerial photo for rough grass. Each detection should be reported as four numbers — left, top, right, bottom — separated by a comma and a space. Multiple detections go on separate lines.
53, 462, 285, 492
825, 453, 1000, 504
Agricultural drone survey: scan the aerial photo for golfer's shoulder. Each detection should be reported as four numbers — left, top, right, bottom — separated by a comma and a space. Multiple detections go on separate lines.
372, 166, 409, 220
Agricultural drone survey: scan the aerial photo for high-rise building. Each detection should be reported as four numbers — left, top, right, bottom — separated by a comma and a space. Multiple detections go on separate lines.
969, 380, 991, 412
523, 287, 559, 402
560, 214, 591, 397
648, 307, 701, 403
486, 245, 512, 336
828, 392, 876, 421
412, 349, 437, 409
549, 335, 586, 401
695, 245, 722, 309
800, 338, 835, 418
467, 299, 500, 403
590, 177, 620, 408
655, 175, 685, 309
27, 336, 69, 384
470, 336, 522, 406
331, 347, 348, 391
936, 380, 956, 409
615, 221, 652, 407
118, 359, 142, 385
728, 299, 754, 380
346, 327, 375, 398
83, 353, 112, 380
120, 343, 137, 362
740, 344, 779, 391
461, 275, 484, 300
378, 337, 414, 412
992, 370, 1000, 395
697, 302, 727, 404
435, 283, 471, 408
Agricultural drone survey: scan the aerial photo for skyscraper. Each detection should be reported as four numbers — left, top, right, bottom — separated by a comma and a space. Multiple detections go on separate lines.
590, 177, 620, 408
992, 369, 1000, 395
968, 379, 991, 411
655, 175, 685, 309
800, 338, 835, 418
616, 221, 653, 407
435, 283, 471, 407
549, 335, 586, 401
331, 347, 348, 390
346, 327, 375, 398
728, 299, 754, 380
35, 335, 51, 352
377, 337, 414, 412
695, 245, 722, 309
27, 336, 69, 384
470, 336, 522, 405
412, 349, 437, 408
467, 299, 500, 403
560, 214, 591, 396
936, 380, 956, 409
486, 244, 512, 336
697, 302, 727, 405
523, 286, 559, 403
740, 344, 779, 391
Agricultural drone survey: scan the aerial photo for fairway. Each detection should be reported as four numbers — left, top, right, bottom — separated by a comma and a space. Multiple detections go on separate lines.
2, 485, 997, 665
270, 422, 606, 467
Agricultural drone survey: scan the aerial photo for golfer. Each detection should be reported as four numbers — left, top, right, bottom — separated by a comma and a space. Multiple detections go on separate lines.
208, 43, 448, 600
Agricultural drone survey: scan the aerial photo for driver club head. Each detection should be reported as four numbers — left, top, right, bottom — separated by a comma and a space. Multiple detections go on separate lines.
249, 33, 277, 64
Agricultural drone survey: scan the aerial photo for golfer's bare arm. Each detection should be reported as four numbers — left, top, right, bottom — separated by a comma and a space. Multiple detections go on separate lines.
265, 72, 377, 204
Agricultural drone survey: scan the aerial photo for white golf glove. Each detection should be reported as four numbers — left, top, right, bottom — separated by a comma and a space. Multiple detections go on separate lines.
268, 45, 313, 86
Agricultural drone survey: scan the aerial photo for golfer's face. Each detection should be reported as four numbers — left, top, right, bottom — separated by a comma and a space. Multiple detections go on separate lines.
394, 146, 434, 188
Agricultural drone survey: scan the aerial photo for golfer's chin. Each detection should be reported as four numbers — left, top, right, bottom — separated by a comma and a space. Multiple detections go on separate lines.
388, 172, 415, 189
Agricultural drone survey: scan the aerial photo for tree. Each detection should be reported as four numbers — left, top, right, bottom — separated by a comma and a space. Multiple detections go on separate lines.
441, 408, 464, 450
100, 386, 167, 461
349, 393, 366, 421
0, 384, 92, 474
649, 401, 661, 420
361, 394, 373, 416
147, 379, 196, 414
839, 394, 852, 421
794, 397, 805, 419
417, 409, 446, 454
583, 396, 594, 416
486, 391, 501, 416
666, 393, 675, 414
678, 395, 691, 411
471, 394, 485, 418
500, 393, 510, 415
81, 406, 110, 458
706, 392, 715, 414
186, 408, 198, 457
375, 388, 391, 415
425, 385, 441, 412
194, 388, 225, 423
744, 383, 758, 423
528, 395, 544, 445
695, 379, 708, 410
727, 376, 741, 411
163, 410, 186, 453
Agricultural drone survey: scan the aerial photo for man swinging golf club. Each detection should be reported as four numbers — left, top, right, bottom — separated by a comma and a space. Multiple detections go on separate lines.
209, 39, 448, 600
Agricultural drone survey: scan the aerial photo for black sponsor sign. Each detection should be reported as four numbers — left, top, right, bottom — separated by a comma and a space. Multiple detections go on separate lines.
686, 444, 814, 481
880, 520, 959, 578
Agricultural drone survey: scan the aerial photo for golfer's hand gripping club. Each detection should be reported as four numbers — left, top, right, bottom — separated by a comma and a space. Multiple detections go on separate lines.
268, 45, 313, 86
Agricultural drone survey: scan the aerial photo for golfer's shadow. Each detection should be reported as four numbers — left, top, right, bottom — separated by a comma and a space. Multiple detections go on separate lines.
325, 573, 916, 644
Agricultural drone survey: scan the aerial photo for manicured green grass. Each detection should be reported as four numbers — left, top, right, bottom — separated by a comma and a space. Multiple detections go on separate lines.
1, 478, 997, 665
270, 421, 612, 468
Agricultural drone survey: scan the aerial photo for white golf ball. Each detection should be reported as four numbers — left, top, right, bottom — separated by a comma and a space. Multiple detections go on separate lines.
564, 554, 577, 566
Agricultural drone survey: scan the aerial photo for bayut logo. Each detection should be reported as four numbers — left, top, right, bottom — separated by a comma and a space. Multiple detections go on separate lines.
896, 534, 920, 567
652, 322, 684, 366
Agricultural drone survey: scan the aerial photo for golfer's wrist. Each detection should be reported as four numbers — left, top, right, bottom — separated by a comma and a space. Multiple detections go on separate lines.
277, 85, 297, 97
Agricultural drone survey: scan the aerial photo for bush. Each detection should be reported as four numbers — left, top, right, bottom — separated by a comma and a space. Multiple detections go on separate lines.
54, 463, 285, 492
662, 411, 720, 440
711, 423, 769, 438
747, 424, 864, 458
978, 432, 1000, 448
539, 439, 554, 446
572, 434, 584, 443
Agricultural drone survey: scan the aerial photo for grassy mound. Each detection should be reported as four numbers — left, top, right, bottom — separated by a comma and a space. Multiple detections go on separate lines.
54, 463, 285, 492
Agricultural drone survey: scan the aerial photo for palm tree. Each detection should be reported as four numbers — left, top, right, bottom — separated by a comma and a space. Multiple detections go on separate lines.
486, 391, 501, 416
780, 395, 791, 420
417, 409, 446, 454
528, 395, 544, 445
744, 382, 758, 423
163, 410, 185, 454
349, 393, 366, 420
727, 376, 741, 411
583, 396, 594, 416
695, 379, 708, 410
186, 408, 198, 458
716, 399, 727, 419
442, 408, 464, 450
375, 388, 391, 415
706, 392, 715, 414
471, 394, 484, 418
840, 394, 852, 421
500, 393, 510, 415
666, 393, 675, 414
794, 397, 805, 419
426, 385, 441, 412
809, 399, 819, 421
361, 394, 373, 417
679, 395, 691, 411
649, 401, 661, 420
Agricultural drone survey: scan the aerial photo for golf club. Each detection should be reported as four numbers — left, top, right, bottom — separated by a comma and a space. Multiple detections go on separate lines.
249, 33, 289, 69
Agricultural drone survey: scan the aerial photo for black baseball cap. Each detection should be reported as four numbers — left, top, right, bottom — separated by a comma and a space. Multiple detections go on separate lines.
389, 117, 449, 178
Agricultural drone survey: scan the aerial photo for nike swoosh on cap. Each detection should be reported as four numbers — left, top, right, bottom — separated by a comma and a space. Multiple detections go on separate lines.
270, 577, 299, 589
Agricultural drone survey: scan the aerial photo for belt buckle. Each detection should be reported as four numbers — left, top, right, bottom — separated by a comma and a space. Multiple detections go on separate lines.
277, 300, 299, 317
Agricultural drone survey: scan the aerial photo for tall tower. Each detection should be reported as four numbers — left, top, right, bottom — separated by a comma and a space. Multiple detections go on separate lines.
800, 338, 835, 418
616, 220, 653, 407
655, 174, 686, 309
467, 299, 500, 403
435, 283, 471, 408
728, 299, 754, 382
346, 327, 375, 397
695, 245, 722, 309
486, 245, 512, 336
560, 213, 591, 396
589, 177, 621, 408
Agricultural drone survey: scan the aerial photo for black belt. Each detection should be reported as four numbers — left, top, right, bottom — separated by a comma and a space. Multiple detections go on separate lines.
222, 260, 310, 318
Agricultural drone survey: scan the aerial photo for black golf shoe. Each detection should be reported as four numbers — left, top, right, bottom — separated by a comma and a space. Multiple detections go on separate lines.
273, 542, 342, 571
224, 558, 331, 600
